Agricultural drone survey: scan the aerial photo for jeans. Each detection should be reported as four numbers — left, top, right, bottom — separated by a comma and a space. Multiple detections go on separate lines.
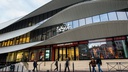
98, 63, 103, 72
92, 67, 96, 72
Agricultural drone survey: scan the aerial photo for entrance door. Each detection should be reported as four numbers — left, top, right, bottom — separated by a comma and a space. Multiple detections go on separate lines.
67, 47, 74, 60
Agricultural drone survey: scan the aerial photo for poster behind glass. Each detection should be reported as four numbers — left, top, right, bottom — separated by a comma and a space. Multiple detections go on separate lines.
114, 40, 125, 58
89, 41, 116, 59
79, 44, 90, 60
39, 49, 45, 61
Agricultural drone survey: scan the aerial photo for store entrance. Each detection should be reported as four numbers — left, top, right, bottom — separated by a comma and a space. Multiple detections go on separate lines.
55, 46, 79, 61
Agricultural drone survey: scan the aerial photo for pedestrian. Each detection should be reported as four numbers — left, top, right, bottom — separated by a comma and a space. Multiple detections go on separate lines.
33, 60, 38, 72
54, 59, 58, 71
89, 57, 96, 72
10, 64, 13, 72
64, 57, 70, 72
12, 64, 15, 72
96, 56, 103, 72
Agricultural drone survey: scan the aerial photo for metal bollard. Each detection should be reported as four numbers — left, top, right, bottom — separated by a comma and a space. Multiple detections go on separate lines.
47, 70, 49, 72
72, 62, 74, 72
5, 67, 7, 72
89, 64, 91, 72
59, 63, 61, 72
17, 66, 19, 72
28, 70, 31, 72
21, 66, 24, 72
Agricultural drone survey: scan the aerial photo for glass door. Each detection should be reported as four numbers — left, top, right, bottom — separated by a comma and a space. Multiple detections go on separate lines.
67, 47, 74, 60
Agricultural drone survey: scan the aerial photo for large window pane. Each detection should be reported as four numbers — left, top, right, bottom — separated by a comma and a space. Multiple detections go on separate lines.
117, 12, 127, 20
67, 21, 73, 29
108, 12, 117, 20
100, 13, 108, 21
86, 17, 92, 24
92, 15, 100, 23
73, 20, 79, 28
79, 19, 85, 26
114, 40, 127, 58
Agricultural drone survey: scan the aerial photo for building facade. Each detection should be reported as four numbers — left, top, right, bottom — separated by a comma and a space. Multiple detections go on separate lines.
0, 0, 128, 63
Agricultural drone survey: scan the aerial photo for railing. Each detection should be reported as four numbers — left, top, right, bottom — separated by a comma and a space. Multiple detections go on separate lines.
38, 61, 45, 71
50, 61, 54, 71
106, 62, 128, 72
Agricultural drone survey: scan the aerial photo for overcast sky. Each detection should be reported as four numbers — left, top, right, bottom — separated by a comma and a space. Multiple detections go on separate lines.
0, 0, 51, 24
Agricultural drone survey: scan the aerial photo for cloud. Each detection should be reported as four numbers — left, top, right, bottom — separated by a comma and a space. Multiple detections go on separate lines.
0, 0, 51, 24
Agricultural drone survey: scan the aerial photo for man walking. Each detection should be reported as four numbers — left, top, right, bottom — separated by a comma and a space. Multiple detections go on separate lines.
54, 59, 58, 71
33, 60, 38, 72
96, 56, 103, 72
64, 57, 70, 72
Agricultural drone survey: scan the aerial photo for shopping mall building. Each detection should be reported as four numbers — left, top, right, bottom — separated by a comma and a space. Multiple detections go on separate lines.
0, 0, 128, 63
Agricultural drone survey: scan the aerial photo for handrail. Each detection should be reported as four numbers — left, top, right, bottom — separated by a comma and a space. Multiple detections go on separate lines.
51, 61, 54, 71
106, 62, 128, 72
38, 61, 44, 71
21, 62, 29, 70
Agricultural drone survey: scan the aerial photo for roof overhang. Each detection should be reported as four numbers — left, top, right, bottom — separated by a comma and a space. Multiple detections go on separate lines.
37, 0, 128, 29
37, 20, 128, 46
0, 41, 43, 54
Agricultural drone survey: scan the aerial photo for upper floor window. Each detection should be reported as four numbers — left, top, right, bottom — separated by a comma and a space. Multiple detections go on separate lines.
100, 14, 109, 22
108, 12, 117, 21
117, 12, 127, 20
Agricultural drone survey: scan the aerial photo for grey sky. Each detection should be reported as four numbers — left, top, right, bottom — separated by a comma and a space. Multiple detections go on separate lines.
0, 0, 51, 24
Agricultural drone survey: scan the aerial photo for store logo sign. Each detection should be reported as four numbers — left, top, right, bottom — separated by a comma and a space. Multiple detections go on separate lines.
56, 24, 69, 33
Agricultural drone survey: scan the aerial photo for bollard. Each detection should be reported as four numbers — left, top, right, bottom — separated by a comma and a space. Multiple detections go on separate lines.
21, 66, 24, 72
5, 67, 7, 72
72, 62, 74, 72
28, 70, 31, 72
2, 67, 3, 72
47, 70, 49, 72
17, 66, 19, 72
59, 63, 61, 72
89, 64, 91, 72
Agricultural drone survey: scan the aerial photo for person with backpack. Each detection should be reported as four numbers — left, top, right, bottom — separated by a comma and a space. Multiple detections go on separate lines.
96, 56, 103, 72
89, 57, 96, 72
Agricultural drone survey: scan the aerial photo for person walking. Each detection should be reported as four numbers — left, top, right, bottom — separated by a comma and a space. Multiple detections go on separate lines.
89, 57, 96, 72
33, 60, 38, 72
54, 59, 58, 71
96, 57, 103, 72
64, 57, 70, 72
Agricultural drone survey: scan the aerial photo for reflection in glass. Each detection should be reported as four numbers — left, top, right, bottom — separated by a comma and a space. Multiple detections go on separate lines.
100, 14, 108, 21
93, 15, 100, 23
63, 48, 66, 60
117, 12, 127, 20
75, 47, 79, 60
79, 19, 86, 26
67, 21, 73, 29
79, 44, 90, 60
59, 48, 62, 61
73, 20, 79, 28
67, 47, 74, 60
55, 48, 58, 60
86, 17, 92, 24
108, 12, 117, 20
114, 40, 127, 58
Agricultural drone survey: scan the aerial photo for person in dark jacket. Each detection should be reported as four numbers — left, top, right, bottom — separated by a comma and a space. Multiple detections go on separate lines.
54, 59, 58, 71
33, 60, 38, 72
64, 57, 70, 72
96, 57, 103, 72
89, 57, 96, 72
